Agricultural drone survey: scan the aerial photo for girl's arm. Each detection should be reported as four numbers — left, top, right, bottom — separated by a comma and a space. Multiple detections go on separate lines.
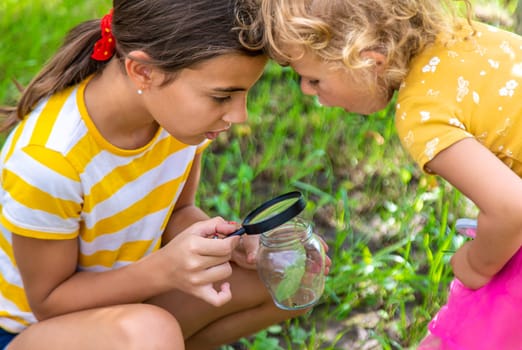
13, 218, 239, 320
162, 151, 210, 245
426, 137, 522, 289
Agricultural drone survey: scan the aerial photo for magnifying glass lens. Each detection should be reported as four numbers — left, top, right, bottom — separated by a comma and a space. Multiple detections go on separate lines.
227, 191, 305, 237
248, 198, 300, 224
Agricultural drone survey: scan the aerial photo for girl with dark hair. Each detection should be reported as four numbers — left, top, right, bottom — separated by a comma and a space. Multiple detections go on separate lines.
0, 1, 310, 349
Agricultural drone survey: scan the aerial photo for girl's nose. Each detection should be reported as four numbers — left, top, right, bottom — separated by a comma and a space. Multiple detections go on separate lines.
224, 99, 248, 124
300, 79, 316, 96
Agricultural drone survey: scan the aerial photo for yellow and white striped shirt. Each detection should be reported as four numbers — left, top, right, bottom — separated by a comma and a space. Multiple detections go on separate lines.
0, 78, 207, 332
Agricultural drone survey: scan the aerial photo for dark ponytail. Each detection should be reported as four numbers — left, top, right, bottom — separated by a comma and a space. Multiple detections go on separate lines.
4, 20, 107, 130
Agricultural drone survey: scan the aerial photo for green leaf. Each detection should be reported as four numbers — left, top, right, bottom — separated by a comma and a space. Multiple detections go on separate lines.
274, 249, 306, 303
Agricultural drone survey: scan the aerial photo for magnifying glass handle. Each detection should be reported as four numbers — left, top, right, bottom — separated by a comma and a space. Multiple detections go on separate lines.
226, 227, 245, 238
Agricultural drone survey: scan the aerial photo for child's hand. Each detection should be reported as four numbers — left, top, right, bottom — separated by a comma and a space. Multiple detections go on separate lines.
315, 234, 332, 275
450, 241, 492, 289
161, 217, 240, 306
228, 232, 332, 274
230, 234, 259, 269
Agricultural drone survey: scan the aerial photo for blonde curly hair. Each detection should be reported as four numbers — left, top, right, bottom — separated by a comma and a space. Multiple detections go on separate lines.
240, 0, 474, 92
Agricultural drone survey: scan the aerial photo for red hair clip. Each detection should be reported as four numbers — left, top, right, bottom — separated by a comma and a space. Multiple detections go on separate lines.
91, 9, 116, 61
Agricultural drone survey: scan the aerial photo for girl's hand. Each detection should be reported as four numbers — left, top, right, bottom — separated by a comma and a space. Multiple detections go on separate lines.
230, 234, 259, 270
450, 241, 492, 290
227, 232, 333, 275
316, 234, 332, 275
161, 217, 240, 306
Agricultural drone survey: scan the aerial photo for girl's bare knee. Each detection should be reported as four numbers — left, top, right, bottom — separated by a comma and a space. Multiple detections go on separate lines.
111, 304, 184, 350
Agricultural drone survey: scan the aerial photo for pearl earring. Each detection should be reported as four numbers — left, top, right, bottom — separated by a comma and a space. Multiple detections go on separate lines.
137, 89, 143, 95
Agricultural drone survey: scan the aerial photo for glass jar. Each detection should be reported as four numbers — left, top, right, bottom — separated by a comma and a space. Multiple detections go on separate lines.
257, 217, 326, 310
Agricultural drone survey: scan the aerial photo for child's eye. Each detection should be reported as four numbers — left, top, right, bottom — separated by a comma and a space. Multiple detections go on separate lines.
297, 76, 320, 87
212, 96, 231, 103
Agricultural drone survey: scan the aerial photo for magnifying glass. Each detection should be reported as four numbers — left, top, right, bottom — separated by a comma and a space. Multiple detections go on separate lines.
227, 191, 306, 237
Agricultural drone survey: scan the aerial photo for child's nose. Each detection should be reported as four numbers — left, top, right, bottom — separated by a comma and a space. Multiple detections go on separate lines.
300, 79, 317, 96
225, 101, 248, 124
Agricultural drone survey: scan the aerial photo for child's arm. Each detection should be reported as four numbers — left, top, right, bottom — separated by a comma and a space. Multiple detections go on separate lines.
162, 152, 210, 245
12, 219, 239, 321
427, 137, 522, 289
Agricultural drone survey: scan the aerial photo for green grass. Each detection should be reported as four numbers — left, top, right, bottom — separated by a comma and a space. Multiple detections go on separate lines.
0, 1, 497, 349
0, 0, 107, 104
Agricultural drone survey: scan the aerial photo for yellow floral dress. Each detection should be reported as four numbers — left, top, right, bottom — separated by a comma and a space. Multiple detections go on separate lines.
396, 21, 522, 350
396, 21, 522, 176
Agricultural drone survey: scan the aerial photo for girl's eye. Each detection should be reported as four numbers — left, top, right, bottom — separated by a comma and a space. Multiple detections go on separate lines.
213, 96, 231, 103
299, 76, 320, 87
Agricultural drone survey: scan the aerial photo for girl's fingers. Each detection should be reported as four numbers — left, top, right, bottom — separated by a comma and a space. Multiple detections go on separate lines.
241, 235, 259, 264
191, 217, 226, 236
324, 255, 332, 275
195, 235, 239, 257
215, 221, 241, 235
196, 282, 232, 307
198, 261, 234, 284
190, 266, 234, 306
186, 217, 237, 238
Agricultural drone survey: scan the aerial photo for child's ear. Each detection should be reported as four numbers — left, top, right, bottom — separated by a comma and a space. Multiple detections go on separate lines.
361, 50, 387, 74
125, 50, 155, 91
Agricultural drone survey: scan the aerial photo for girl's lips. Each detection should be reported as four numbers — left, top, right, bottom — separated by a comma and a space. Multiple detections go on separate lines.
205, 128, 228, 140
205, 131, 219, 140
206, 122, 231, 140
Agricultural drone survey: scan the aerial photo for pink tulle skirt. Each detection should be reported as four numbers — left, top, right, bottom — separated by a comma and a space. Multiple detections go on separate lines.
418, 246, 522, 350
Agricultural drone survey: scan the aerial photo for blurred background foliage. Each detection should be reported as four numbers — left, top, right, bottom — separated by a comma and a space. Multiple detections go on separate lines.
0, 1, 517, 348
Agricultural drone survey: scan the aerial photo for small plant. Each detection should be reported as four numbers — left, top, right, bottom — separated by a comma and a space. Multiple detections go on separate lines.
274, 249, 306, 303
